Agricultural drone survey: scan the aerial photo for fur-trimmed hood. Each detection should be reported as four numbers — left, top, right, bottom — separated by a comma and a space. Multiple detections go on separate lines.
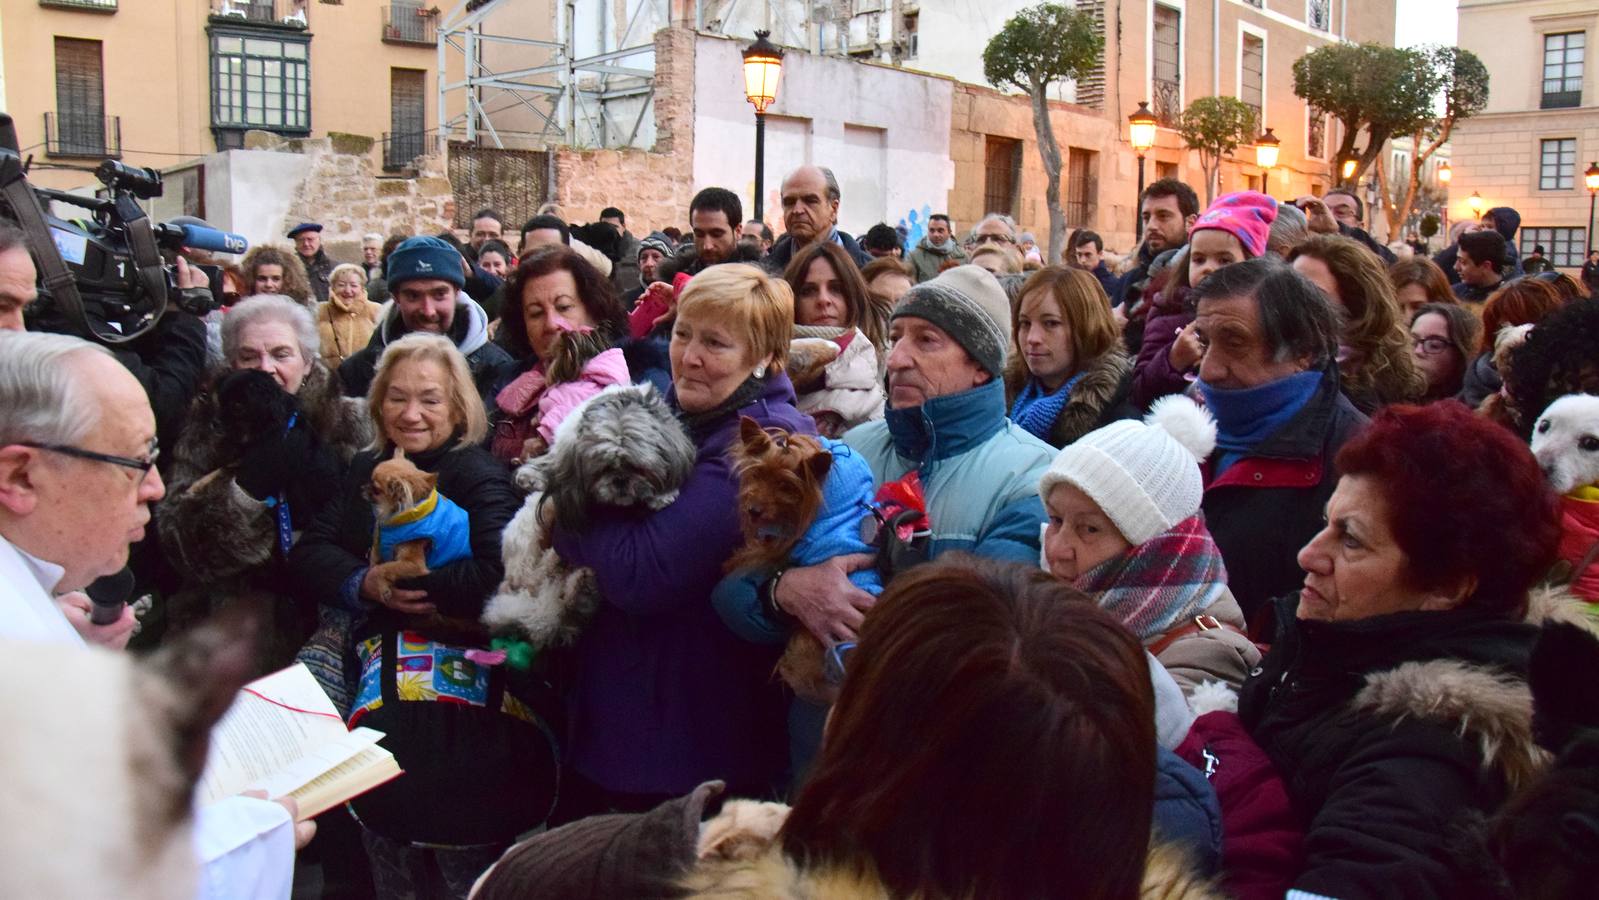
680, 801, 1225, 899
1004, 346, 1136, 448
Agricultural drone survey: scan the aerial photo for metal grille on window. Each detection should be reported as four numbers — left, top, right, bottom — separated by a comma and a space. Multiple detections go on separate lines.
1152, 5, 1181, 126
386, 68, 428, 171
1241, 35, 1264, 124
1307, 0, 1331, 31
984, 137, 1021, 218
53, 37, 106, 156
1540, 138, 1576, 191
1066, 148, 1098, 228
1543, 32, 1585, 109
1307, 111, 1326, 160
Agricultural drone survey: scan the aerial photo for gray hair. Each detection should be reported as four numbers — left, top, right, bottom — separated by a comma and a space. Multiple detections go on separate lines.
818, 167, 841, 203
1267, 203, 1309, 258
977, 213, 1018, 237
222, 294, 320, 364
362, 232, 384, 247
1191, 256, 1340, 368
0, 331, 114, 447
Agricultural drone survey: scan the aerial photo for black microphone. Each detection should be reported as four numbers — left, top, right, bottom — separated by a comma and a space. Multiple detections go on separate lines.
85, 567, 134, 626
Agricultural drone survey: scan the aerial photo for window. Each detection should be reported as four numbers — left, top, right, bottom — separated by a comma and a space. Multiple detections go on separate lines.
1240, 33, 1264, 123
1155, 160, 1178, 181
1543, 32, 1585, 109
1152, 5, 1181, 126
1521, 227, 1586, 268
1307, 0, 1331, 32
1306, 108, 1328, 160
983, 136, 1021, 218
903, 11, 918, 59
1540, 138, 1577, 190
51, 37, 108, 156
386, 68, 427, 171
210, 32, 310, 145
1073, 1, 1106, 110
1066, 147, 1098, 228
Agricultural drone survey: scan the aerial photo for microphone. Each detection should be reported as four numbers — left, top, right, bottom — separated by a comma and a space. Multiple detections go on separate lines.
155, 222, 249, 256
85, 567, 135, 626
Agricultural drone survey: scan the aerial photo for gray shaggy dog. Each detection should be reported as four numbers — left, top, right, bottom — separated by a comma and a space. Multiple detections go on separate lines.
485, 383, 696, 647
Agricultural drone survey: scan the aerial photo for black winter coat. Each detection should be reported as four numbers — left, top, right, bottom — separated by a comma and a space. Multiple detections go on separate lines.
1239, 594, 1544, 900
1202, 368, 1367, 632
289, 439, 519, 638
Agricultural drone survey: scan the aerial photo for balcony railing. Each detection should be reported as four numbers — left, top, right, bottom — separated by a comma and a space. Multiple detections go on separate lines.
210, 0, 307, 28
45, 112, 121, 159
1152, 78, 1181, 127
382, 131, 434, 172
39, 0, 118, 12
383, 5, 438, 46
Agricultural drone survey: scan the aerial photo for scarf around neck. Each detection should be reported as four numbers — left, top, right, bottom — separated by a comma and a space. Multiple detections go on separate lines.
1073, 514, 1229, 642
1009, 372, 1086, 442
1199, 370, 1322, 457
674, 375, 767, 440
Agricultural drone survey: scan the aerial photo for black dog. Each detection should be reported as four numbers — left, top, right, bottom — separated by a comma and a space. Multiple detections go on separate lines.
214, 369, 297, 463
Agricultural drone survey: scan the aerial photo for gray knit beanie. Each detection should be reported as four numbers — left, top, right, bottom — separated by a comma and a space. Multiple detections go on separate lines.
891, 265, 1011, 376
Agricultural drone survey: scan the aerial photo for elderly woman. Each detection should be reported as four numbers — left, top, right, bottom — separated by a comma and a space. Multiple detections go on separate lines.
289, 334, 540, 899
474, 556, 1221, 897
1389, 256, 1456, 317
316, 263, 383, 369
1289, 235, 1427, 413
1240, 401, 1566, 898
548, 264, 813, 819
1004, 266, 1134, 447
783, 241, 886, 437
158, 295, 369, 667
1409, 302, 1481, 402
489, 247, 629, 464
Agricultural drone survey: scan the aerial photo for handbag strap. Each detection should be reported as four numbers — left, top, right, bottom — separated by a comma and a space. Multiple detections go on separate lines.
1147, 614, 1250, 657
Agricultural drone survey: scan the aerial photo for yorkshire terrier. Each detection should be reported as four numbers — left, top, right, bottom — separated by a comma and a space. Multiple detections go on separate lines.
485, 384, 697, 648
727, 417, 882, 704
515, 324, 612, 461
367, 449, 487, 644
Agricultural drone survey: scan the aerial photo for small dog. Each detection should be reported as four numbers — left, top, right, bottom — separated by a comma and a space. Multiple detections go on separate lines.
515, 323, 613, 461
728, 417, 882, 703
215, 368, 297, 461
368, 450, 487, 642
485, 384, 697, 647
786, 338, 842, 395
1532, 394, 1599, 494
367, 450, 442, 601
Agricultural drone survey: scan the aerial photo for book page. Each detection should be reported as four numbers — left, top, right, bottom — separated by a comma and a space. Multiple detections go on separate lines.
286, 745, 403, 820
198, 663, 352, 806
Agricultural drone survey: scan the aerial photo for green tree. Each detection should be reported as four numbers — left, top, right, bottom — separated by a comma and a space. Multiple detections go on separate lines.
1175, 96, 1258, 206
1374, 46, 1489, 236
983, 2, 1104, 263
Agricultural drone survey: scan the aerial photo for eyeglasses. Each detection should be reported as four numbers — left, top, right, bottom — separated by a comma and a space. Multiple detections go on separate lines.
824, 640, 857, 684
974, 233, 1016, 245
1411, 336, 1454, 357
20, 438, 160, 474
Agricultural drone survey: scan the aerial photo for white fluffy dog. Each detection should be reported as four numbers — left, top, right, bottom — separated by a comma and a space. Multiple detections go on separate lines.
485, 384, 697, 648
1531, 394, 1599, 494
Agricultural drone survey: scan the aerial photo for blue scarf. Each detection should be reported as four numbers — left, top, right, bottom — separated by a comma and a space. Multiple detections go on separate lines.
1199, 370, 1322, 475
1009, 373, 1086, 442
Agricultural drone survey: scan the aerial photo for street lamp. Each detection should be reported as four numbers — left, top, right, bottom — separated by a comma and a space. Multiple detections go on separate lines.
1586, 161, 1599, 255
1338, 150, 1360, 185
1467, 191, 1484, 219
742, 30, 784, 221
1255, 128, 1280, 190
1128, 101, 1157, 215
1437, 161, 1451, 185
1437, 162, 1451, 236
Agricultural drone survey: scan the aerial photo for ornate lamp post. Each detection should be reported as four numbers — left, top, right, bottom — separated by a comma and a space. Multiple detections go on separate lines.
742, 31, 784, 221
1128, 101, 1157, 214
1254, 127, 1279, 193
1467, 190, 1484, 222
1585, 161, 1599, 255
1437, 161, 1451, 235
1338, 150, 1360, 187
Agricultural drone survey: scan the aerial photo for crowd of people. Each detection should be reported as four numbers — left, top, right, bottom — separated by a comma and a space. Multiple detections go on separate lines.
3, 159, 1599, 900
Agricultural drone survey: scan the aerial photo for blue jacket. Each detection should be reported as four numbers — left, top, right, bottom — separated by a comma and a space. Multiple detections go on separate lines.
373, 490, 473, 569
712, 438, 882, 645
843, 378, 1054, 565
551, 374, 815, 796
1155, 746, 1224, 876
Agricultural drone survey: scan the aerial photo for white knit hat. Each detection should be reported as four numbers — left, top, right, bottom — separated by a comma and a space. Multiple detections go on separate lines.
1037, 396, 1218, 545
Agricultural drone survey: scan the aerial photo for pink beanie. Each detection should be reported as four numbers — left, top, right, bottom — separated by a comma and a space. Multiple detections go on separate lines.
1189, 191, 1277, 258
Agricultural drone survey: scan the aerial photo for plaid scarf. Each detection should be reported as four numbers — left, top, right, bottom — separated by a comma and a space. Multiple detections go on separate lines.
1073, 514, 1228, 642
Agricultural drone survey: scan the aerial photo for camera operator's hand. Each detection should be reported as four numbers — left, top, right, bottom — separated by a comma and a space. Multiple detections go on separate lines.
234, 413, 314, 503
174, 256, 209, 290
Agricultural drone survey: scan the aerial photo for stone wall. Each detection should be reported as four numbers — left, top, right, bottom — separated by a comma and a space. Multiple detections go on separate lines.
549, 27, 697, 235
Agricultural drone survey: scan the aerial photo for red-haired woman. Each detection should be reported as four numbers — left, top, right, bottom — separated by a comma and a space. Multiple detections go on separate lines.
1240, 401, 1577, 897
1458, 278, 1562, 409
474, 556, 1224, 898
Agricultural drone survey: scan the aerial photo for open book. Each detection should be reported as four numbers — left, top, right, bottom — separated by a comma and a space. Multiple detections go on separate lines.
198, 662, 403, 820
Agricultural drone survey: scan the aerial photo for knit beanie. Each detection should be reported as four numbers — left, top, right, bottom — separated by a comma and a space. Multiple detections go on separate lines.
891, 265, 1011, 376
1189, 191, 1277, 258
638, 231, 674, 261
1039, 396, 1218, 545
386, 236, 465, 290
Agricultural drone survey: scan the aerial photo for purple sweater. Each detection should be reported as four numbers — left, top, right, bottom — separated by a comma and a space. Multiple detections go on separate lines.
551, 374, 816, 795
1131, 286, 1197, 411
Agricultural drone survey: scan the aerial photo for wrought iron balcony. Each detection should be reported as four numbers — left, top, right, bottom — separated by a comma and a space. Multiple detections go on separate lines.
209, 0, 307, 28
1152, 78, 1181, 128
45, 112, 121, 159
383, 5, 438, 46
39, 0, 118, 12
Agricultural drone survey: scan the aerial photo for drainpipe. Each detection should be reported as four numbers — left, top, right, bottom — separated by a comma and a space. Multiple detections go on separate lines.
1213, 0, 1220, 96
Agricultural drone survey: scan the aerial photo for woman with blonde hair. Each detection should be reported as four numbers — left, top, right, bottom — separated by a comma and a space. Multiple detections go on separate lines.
1288, 234, 1426, 413
1005, 266, 1135, 447
291, 333, 546, 898
316, 263, 383, 368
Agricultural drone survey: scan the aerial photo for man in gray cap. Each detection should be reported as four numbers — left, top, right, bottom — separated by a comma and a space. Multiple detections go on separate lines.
762, 265, 1054, 643
287, 222, 335, 302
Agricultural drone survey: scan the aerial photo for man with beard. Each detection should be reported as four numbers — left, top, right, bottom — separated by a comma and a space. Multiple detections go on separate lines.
1114, 179, 1199, 353
675, 187, 745, 276
907, 214, 967, 283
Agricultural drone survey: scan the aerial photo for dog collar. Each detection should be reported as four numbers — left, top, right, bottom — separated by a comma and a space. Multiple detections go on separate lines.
385, 488, 440, 526
1569, 485, 1599, 502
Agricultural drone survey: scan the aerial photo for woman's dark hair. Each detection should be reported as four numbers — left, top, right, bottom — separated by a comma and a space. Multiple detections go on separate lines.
477, 239, 513, 262
782, 241, 883, 346
1507, 297, 1599, 437
497, 247, 628, 359
1336, 402, 1560, 617
1411, 302, 1481, 399
1192, 256, 1340, 370
782, 555, 1155, 900
1389, 256, 1455, 307
1480, 279, 1561, 354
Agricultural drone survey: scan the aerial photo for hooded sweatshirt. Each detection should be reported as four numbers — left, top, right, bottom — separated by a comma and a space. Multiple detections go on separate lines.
336, 291, 516, 405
